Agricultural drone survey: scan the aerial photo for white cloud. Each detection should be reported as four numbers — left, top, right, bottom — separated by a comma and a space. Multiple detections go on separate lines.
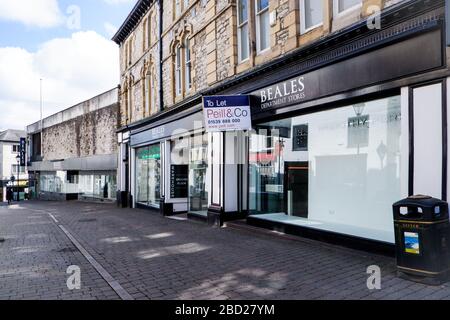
0, 31, 120, 131
104, 22, 118, 38
0, 0, 63, 28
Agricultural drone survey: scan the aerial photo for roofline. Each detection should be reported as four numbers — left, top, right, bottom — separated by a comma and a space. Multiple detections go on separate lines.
27, 87, 120, 133
112, 0, 154, 45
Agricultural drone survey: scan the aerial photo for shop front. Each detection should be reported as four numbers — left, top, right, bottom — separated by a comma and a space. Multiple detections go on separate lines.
130, 110, 211, 218
120, 0, 449, 250
200, 0, 449, 249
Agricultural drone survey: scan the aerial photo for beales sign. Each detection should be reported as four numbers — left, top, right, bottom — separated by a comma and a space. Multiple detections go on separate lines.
256, 76, 307, 111
203, 95, 252, 132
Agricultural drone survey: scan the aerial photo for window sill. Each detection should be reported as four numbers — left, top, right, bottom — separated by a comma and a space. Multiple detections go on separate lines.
300, 23, 324, 36
333, 4, 363, 18
256, 47, 271, 56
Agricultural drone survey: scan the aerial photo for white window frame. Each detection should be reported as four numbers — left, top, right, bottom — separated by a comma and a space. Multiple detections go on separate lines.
237, 0, 250, 63
175, 45, 182, 96
255, 0, 270, 54
12, 145, 19, 153
333, 0, 362, 17
175, 0, 181, 18
300, 0, 324, 34
143, 17, 148, 52
184, 38, 192, 92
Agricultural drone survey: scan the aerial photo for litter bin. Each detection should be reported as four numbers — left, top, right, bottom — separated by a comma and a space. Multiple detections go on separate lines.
393, 195, 450, 285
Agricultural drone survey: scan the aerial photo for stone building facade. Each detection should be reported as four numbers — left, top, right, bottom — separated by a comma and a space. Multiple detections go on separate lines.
27, 88, 119, 201
115, 0, 404, 127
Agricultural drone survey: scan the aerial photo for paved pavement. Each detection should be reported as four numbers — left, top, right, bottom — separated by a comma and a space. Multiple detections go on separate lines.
1, 201, 450, 300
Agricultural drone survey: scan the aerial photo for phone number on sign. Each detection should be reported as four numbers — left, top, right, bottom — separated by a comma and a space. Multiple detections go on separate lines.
208, 119, 241, 125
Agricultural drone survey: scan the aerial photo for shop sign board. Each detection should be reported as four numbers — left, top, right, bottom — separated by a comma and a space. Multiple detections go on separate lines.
203, 95, 252, 132
170, 165, 188, 199
19, 137, 26, 167
137, 145, 161, 160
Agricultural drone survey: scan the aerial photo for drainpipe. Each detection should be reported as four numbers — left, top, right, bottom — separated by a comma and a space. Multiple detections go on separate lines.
158, 0, 164, 112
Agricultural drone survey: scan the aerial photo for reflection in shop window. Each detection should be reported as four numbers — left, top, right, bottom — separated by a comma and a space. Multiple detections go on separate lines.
189, 133, 210, 216
249, 96, 403, 242
136, 144, 161, 208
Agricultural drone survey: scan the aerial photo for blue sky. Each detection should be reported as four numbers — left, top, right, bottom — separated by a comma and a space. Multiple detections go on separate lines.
0, 0, 137, 131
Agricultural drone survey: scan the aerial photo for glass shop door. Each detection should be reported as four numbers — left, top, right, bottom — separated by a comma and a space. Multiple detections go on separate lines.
284, 162, 309, 218
189, 134, 209, 217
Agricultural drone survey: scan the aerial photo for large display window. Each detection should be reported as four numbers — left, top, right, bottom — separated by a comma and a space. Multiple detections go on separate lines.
249, 96, 403, 243
136, 144, 161, 208
79, 171, 117, 199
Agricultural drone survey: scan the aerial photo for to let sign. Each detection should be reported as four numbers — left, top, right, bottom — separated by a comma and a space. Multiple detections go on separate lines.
203, 95, 252, 132
19, 137, 26, 167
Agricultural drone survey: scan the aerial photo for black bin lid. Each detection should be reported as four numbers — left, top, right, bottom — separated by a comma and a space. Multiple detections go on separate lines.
393, 195, 448, 208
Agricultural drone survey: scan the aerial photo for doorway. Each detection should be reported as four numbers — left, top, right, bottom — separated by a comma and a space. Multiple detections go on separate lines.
284, 162, 309, 218
189, 134, 209, 217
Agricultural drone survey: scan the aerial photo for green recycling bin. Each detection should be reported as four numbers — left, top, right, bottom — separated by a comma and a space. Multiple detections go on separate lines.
393, 195, 450, 285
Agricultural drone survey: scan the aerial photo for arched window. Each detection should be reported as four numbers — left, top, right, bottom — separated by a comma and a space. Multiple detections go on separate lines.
172, 33, 193, 100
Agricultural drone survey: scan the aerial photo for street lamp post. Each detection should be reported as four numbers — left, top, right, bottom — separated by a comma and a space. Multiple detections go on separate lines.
16, 154, 20, 202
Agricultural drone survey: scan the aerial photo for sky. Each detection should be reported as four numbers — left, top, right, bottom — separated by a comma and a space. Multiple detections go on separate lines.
0, 0, 137, 131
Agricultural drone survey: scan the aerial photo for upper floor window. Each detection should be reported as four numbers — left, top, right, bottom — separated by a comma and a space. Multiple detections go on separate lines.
172, 34, 193, 100
175, 45, 182, 96
12, 145, 19, 153
12, 164, 25, 174
237, 0, 249, 62
148, 15, 152, 48
255, 0, 270, 53
143, 64, 156, 117
175, 0, 181, 17
32, 133, 41, 158
124, 78, 133, 122
150, 69, 156, 113
185, 38, 192, 92
334, 0, 362, 15
175, 0, 190, 18
300, 0, 323, 34
143, 17, 148, 52
127, 38, 133, 66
